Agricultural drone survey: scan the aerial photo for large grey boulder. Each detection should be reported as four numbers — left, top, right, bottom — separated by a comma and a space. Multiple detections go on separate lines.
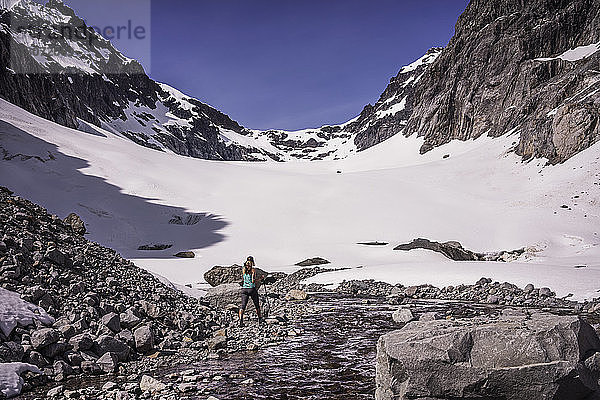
376, 311, 600, 400
30, 328, 60, 350
133, 325, 154, 354
93, 335, 130, 362
204, 283, 243, 310
204, 265, 268, 288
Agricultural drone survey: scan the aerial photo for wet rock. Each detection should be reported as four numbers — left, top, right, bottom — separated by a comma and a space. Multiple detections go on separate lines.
392, 308, 414, 324
376, 312, 600, 400
139, 375, 166, 393
207, 336, 227, 351
81, 361, 102, 375
47, 385, 64, 397
133, 325, 154, 354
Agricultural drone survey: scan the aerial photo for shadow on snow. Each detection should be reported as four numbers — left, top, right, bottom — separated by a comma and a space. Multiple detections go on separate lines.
0, 120, 228, 259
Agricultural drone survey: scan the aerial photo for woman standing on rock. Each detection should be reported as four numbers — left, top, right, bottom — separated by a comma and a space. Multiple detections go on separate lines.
239, 256, 263, 326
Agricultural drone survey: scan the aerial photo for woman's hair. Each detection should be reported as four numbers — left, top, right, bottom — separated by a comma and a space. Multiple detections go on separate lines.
243, 260, 253, 275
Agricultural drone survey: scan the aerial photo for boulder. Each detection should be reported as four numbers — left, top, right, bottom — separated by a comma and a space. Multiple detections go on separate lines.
376, 312, 600, 400
63, 213, 86, 234
174, 251, 195, 258
394, 238, 479, 261
101, 312, 121, 333
140, 375, 166, 393
44, 248, 66, 266
133, 325, 154, 354
120, 308, 141, 329
285, 289, 308, 301
93, 335, 130, 362
207, 336, 227, 351
204, 283, 244, 310
96, 352, 118, 374
30, 328, 60, 350
102, 312, 121, 333
204, 265, 268, 287
69, 334, 93, 352
391, 308, 414, 324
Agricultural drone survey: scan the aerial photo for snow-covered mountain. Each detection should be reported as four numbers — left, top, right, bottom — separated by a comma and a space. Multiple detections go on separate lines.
0, 0, 445, 161
1, 0, 600, 164
0, 0, 281, 161
2, 97, 600, 300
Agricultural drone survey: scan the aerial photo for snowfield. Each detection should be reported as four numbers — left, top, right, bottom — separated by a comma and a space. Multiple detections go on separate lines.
1, 99, 599, 300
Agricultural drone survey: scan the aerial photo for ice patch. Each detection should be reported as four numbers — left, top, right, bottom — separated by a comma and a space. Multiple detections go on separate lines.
0, 287, 54, 338
0, 363, 42, 398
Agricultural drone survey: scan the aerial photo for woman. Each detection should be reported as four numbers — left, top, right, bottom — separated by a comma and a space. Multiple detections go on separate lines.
239, 256, 263, 326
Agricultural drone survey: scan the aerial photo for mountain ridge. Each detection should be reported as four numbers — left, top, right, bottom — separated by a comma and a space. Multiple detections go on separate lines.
1, 0, 599, 163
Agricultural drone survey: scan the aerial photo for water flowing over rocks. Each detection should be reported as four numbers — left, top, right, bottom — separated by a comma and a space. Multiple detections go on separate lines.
376, 310, 600, 400
0, 186, 309, 397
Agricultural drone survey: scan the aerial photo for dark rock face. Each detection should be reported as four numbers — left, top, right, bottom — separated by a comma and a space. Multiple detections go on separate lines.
376, 311, 600, 400
394, 238, 525, 262
345, 48, 443, 151
402, 0, 600, 163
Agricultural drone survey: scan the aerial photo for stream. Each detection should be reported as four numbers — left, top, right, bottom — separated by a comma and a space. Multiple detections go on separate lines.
161, 294, 397, 399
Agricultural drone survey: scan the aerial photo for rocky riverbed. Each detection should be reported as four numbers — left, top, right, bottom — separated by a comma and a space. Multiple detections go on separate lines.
1, 186, 600, 399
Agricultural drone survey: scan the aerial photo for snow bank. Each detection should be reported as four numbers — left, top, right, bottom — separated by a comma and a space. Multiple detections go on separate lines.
0, 288, 54, 338
0, 363, 41, 398
1, 98, 599, 301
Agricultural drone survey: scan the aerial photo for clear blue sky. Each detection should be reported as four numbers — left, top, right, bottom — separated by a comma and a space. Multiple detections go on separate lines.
68, 0, 469, 130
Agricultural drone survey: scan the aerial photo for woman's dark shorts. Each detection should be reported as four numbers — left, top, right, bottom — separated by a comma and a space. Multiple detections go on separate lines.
240, 287, 260, 311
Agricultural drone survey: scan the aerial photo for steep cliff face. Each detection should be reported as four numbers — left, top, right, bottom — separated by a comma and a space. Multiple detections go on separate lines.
403, 0, 600, 163
245, 49, 442, 160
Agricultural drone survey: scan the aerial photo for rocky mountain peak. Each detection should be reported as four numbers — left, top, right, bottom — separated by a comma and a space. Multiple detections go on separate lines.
403, 0, 600, 162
